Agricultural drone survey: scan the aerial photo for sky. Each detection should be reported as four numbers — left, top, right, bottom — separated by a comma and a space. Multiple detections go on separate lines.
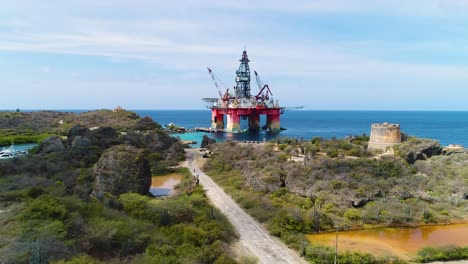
1, 0, 468, 110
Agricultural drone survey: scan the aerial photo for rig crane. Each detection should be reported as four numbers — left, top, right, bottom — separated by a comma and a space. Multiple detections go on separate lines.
254, 71, 273, 102
207, 67, 224, 99
203, 68, 234, 105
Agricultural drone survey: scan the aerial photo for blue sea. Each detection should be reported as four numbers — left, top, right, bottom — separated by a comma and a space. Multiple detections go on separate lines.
131, 110, 468, 147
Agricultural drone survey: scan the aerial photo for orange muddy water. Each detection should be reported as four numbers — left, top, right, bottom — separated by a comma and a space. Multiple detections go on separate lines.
150, 173, 183, 196
307, 223, 468, 259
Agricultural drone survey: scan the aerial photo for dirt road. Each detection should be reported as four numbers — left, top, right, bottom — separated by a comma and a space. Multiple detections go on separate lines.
185, 149, 307, 264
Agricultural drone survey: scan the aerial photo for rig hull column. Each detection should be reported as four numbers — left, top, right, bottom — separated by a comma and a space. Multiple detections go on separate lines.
226, 110, 241, 133
211, 109, 224, 130
248, 113, 260, 131
265, 109, 281, 132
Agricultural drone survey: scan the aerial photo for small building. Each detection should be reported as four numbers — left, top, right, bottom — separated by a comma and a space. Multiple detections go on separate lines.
113, 106, 126, 112
446, 144, 464, 149
443, 144, 464, 154
368, 122, 402, 151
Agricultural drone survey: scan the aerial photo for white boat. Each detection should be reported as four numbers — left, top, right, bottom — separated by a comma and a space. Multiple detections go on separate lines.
0, 144, 28, 159
0, 152, 14, 159
0, 151, 13, 159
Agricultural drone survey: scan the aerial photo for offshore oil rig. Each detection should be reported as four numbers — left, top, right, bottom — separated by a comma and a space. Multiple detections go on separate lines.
203, 49, 295, 133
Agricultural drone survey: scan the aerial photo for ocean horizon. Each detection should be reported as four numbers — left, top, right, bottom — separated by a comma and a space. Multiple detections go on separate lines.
138, 110, 467, 147
4, 109, 468, 147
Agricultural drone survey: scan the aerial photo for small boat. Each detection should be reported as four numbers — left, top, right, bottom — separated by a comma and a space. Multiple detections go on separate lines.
0, 144, 29, 159
0, 146, 14, 159
0, 152, 14, 159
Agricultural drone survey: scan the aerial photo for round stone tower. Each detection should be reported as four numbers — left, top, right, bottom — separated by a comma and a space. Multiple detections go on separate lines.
368, 122, 402, 151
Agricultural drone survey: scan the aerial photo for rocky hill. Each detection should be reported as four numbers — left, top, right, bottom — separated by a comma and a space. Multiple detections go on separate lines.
0, 109, 163, 146
0, 109, 161, 133
0, 111, 69, 131
62, 110, 161, 131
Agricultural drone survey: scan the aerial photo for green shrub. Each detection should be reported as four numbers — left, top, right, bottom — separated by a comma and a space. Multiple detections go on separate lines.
20, 194, 67, 221
304, 244, 407, 264
327, 149, 338, 158
53, 254, 104, 264
238, 256, 258, 264
132, 253, 177, 264
118, 193, 150, 219
422, 208, 436, 223
0, 132, 55, 146
416, 245, 468, 262
344, 208, 361, 222
347, 146, 362, 157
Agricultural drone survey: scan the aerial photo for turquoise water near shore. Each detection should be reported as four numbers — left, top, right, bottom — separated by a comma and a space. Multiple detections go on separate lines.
133, 110, 468, 147
1, 143, 37, 152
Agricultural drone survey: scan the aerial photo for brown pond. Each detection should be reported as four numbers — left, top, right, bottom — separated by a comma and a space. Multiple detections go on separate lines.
150, 173, 183, 196
307, 223, 468, 259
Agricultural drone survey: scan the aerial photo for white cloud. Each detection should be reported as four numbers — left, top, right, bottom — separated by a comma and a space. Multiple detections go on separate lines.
2, 0, 468, 110
2, 25, 468, 84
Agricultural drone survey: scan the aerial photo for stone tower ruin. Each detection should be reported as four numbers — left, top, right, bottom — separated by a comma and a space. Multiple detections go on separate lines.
368, 122, 402, 151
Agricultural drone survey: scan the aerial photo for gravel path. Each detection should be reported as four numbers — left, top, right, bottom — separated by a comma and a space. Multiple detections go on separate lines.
185, 149, 307, 264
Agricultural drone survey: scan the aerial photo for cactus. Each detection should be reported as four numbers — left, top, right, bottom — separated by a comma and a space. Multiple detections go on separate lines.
309, 202, 321, 232
120, 239, 132, 258
30, 240, 48, 264
209, 205, 216, 220
160, 208, 171, 226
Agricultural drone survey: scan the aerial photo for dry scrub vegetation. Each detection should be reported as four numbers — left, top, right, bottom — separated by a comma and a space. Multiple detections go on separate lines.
0, 115, 239, 264
204, 137, 468, 263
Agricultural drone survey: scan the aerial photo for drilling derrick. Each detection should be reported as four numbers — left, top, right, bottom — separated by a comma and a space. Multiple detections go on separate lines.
205, 49, 284, 133
234, 50, 251, 98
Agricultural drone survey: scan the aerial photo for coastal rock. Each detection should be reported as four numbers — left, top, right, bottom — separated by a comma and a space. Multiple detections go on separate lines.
351, 197, 372, 208
37, 136, 65, 154
201, 135, 216, 148
70, 136, 91, 154
68, 126, 117, 154
135, 116, 161, 130
166, 142, 184, 161
141, 131, 174, 152
68, 125, 89, 139
94, 127, 117, 139
93, 127, 118, 149
405, 143, 442, 164
92, 145, 151, 198
394, 139, 443, 164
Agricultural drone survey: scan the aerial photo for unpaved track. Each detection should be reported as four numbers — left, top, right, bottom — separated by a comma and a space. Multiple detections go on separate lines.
185, 149, 307, 264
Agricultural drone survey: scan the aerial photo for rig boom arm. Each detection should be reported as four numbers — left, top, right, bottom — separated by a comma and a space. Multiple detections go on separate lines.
207, 67, 224, 99
253, 71, 273, 101
254, 70, 263, 91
